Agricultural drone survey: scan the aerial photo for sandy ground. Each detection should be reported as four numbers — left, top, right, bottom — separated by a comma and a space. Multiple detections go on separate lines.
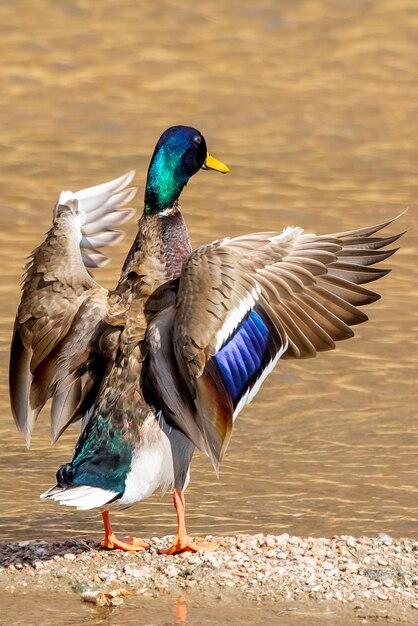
1, 533, 417, 623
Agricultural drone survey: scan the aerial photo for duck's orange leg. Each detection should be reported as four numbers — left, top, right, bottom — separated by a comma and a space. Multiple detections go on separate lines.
159, 491, 216, 555
100, 511, 149, 551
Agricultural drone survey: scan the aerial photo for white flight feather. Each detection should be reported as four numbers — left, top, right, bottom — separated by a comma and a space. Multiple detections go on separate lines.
214, 285, 261, 352
232, 337, 288, 422
53, 171, 137, 269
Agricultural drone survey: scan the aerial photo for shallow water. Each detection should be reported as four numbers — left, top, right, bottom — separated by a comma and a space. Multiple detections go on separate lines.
0, 0, 417, 553
2, 590, 396, 626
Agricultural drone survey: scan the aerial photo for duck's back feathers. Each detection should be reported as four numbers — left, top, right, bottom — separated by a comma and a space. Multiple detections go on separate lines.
146, 214, 403, 468
9, 173, 137, 446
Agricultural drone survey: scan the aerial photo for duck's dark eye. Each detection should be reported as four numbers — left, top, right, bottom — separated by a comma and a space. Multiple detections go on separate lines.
194, 135, 201, 144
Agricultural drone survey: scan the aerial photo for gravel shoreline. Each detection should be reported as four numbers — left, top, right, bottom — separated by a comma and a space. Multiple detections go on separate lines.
1, 534, 417, 615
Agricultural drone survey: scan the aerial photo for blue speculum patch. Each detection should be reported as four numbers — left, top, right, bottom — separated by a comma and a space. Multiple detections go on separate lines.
214, 309, 270, 403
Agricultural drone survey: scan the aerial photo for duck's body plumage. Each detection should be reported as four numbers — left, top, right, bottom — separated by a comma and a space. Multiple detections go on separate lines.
41, 207, 197, 511
10, 126, 403, 552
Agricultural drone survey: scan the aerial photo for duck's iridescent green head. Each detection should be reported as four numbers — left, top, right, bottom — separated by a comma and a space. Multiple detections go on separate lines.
144, 126, 229, 215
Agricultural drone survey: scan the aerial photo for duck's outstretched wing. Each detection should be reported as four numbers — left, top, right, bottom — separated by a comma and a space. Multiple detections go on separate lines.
147, 215, 403, 468
56, 170, 136, 269
10, 172, 137, 446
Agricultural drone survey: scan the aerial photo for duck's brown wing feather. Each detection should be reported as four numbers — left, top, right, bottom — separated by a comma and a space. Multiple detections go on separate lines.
146, 214, 403, 469
10, 172, 137, 446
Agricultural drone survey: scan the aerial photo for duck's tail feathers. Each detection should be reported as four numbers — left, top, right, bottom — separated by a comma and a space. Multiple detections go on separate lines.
40, 485, 119, 510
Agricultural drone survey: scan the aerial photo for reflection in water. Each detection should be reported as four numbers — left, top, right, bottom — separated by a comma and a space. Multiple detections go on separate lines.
0, 0, 417, 549
175, 594, 188, 625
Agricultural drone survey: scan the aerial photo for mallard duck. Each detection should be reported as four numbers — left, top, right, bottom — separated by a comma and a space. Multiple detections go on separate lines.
10, 126, 402, 554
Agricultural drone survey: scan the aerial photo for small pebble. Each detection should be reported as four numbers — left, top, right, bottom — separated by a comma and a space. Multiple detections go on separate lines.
123, 565, 142, 578
165, 564, 178, 578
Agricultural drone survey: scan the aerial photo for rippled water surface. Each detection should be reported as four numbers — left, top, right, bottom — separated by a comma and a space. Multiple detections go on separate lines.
0, 0, 417, 551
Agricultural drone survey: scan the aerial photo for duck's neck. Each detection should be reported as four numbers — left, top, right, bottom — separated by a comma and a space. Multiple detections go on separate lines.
118, 209, 192, 292
144, 148, 188, 215
118, 143, 193, 291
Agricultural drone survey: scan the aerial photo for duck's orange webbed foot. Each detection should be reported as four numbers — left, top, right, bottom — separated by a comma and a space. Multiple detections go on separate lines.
158, 491, 217, 555
100, 511, 149, 552
100, 533, 149, 551
159, 535, 215, 555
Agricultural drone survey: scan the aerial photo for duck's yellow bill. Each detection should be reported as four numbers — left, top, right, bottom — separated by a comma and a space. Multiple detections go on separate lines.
202, 153, 229, 173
